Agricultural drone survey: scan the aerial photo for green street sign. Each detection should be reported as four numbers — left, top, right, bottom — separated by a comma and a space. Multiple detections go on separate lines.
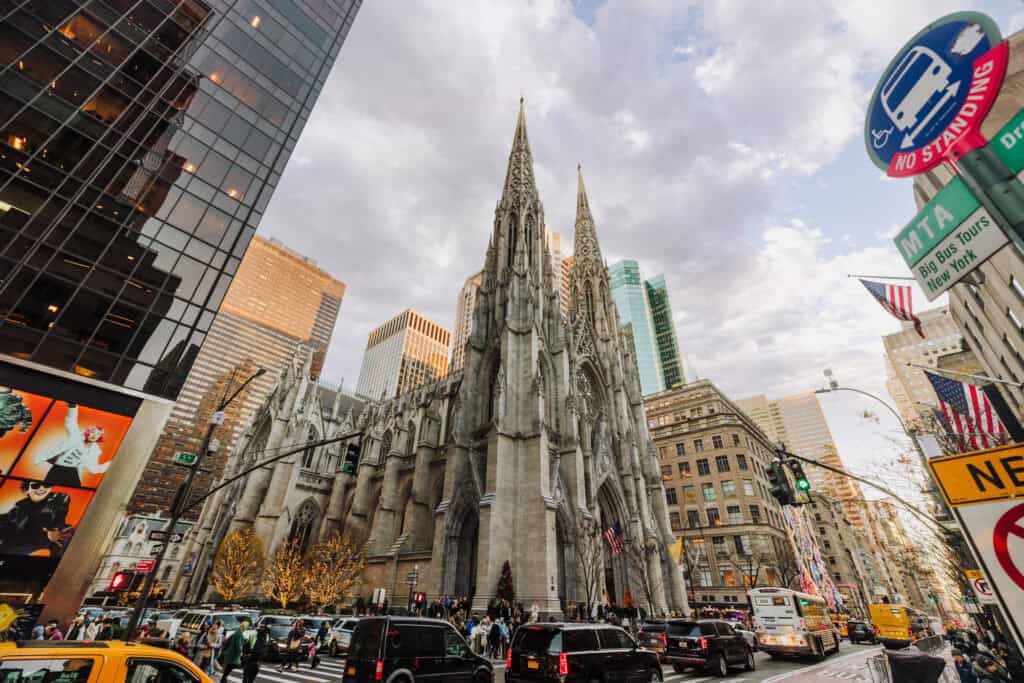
173, 451, 197, 466
894, 177, 980, 268
991, 108, 1024, 174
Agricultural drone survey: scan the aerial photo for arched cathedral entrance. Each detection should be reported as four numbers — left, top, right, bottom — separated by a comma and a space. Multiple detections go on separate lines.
597, 483, 630, 606
443, 502, 479, 601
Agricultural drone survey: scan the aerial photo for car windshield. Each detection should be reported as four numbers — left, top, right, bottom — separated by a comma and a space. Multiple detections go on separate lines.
303, 618, 332, 631
215, 615, 242, 631
640, 623, 666, 633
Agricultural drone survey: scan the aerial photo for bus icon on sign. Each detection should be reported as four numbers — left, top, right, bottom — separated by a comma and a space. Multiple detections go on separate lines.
881, 45, 958, 148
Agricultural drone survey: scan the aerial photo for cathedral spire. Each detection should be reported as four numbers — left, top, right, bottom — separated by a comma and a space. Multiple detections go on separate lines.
573, 164, 602, 265
500, 97, 537, 206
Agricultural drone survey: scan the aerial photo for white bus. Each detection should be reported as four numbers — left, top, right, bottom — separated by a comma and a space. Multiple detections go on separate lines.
748, 587, 840, 660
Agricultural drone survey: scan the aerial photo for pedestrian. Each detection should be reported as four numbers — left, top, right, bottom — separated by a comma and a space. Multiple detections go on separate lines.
973, 653, 1010, 683
44, 621, 63, 640
242, 624, 268, 683
65, 616, 84, 640
173, 633, 192, 658
278, 619, 304, 672
218, 618, 248, 683
200, 621, 223, 677
83, 618, 99, 641
488, 617, 502, 658
31, 624, 45, 640
96, 618, 114, 641
953, 649, 977, 683
310, 620, 329, 668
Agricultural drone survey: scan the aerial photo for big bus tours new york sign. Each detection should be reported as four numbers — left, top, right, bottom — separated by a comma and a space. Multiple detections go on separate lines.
865, 12, 1006, 177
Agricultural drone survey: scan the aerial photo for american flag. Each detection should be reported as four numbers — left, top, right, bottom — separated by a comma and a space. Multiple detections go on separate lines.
604, 522, 624, 556
859, 279, 924, 338
925, 371, 1006, 452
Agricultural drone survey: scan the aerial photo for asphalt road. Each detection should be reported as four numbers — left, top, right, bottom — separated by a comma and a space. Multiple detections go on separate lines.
223, 643, 885, 682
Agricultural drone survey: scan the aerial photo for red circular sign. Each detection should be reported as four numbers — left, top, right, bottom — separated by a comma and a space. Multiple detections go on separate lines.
992, 502, 1024, 591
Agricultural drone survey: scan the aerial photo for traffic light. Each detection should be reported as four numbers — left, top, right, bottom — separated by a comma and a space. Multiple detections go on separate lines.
789, 460, 811, 492
341, 442, 361, 474
110, 571, 132, 592
767, 461, 795, 506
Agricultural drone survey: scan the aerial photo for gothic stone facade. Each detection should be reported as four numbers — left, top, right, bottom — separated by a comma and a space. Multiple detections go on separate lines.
179, 103, 688, 616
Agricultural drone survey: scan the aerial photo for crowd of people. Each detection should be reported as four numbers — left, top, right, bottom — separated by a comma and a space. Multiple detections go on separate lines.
948, 626, 1024, 683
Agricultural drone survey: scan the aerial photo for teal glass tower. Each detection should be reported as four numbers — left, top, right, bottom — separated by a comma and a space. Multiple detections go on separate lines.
609, 260, 683, 395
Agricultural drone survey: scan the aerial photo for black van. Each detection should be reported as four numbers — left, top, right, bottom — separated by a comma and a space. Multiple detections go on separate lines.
341, 617, 493, 683
505, 623, 662, 682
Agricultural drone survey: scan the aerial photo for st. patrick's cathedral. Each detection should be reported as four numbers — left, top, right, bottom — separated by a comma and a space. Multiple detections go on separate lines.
175, 102, 689, 617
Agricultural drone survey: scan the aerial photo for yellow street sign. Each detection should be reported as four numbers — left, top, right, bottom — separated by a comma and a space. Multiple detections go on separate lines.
928, 443, 1024, 507
965, 569, 983, 581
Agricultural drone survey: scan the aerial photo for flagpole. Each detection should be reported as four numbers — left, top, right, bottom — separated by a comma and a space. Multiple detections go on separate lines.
906, 362, 1024, 389
846, 274, 916, 281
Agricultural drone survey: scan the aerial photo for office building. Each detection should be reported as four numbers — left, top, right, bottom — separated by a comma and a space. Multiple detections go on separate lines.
910, 42, 1024, 422
882, 306, 969, 429
647, 380, 817, 608
646, 274, 684, 388
560, 255, 573, 319
87, 515, 193, 599
0, 0, 361, 619
125, 235, 346, 515
450, 270, 482, 372
735, 393, 866, 527
356, 309, 451, 400
609, 260, 684, 395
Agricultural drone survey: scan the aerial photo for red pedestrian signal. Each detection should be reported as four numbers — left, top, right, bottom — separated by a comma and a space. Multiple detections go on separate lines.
110, 571, 131, 591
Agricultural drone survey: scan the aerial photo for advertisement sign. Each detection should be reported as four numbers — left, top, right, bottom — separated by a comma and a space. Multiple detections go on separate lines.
0, 372, 137, 583
864, 12, 1006, 177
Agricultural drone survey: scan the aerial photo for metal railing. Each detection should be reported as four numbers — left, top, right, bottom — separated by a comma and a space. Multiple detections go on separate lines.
865, 637, 958, 683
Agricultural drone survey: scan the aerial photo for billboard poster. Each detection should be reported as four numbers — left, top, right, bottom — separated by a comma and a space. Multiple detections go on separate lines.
0, 373, 137, 582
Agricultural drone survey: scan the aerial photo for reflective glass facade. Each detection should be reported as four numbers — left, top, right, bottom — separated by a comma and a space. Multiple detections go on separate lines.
646, 273, 683, 389
0, 0, 360, 399
609, 259, 661, 395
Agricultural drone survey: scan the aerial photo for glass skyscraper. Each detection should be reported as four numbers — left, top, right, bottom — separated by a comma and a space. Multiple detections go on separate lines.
645, 273, 683, 389
609, 260, 684, 395
0, 0, 359, 399
0, 0, 360, 618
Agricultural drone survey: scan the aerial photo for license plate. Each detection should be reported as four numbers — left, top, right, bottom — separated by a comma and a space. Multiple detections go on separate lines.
346, 667, 355, 676
527, 660, 539, 670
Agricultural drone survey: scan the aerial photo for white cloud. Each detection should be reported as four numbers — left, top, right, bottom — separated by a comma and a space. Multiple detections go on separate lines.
258, 0, 1018, 488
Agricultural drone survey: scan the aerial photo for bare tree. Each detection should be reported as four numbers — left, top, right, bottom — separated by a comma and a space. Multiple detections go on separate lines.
622, 537, 664, 616
770, 537, 802, 590
575, 517, 604, 614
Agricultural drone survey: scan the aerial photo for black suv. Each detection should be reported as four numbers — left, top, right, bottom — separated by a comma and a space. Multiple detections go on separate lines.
663, 619, 754, 677
505, 623, 662, 682
341, 616, 493, 682
848, 620, 878, 645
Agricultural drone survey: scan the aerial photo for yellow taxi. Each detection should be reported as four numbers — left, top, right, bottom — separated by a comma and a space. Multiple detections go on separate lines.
832, 613, 849, 639
0, 640, 211, 682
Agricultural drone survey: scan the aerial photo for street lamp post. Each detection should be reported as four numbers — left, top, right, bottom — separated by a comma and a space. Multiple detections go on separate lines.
813, 369, 949, 519
125, 367, 266, 637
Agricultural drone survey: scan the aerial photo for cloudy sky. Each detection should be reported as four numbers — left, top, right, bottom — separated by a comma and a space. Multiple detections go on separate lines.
261, 1, 1024, 517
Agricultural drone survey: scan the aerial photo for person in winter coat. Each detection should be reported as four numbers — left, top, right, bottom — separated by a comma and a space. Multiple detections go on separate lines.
201, 622, 223, 677
487, 618, 502, 658
311, 622, 330, 668
242, 624, 269, 683
973, 653, 1010, 683
278, 620, 304, 672
218, 618, 249, 683
953, 648, 977, 683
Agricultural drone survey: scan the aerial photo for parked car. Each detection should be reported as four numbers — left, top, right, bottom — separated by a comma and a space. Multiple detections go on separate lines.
848, 620, 879, 645
342, 616, 492, 682
663, 618, 755, 677
0, 640, 209, 682
636, 620, 668, 661
504, 622, 661, 682
330, 616, 361, 656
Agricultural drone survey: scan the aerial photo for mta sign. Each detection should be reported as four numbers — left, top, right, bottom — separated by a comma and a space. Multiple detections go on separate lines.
865, 12, 1006, 177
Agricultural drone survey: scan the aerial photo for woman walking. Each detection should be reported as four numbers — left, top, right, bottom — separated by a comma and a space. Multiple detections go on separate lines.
278, 619, 304, 672
242, 624, 268, 683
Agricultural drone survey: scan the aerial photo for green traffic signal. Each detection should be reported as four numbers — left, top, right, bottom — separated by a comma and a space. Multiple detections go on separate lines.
796, 478, 811, 491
